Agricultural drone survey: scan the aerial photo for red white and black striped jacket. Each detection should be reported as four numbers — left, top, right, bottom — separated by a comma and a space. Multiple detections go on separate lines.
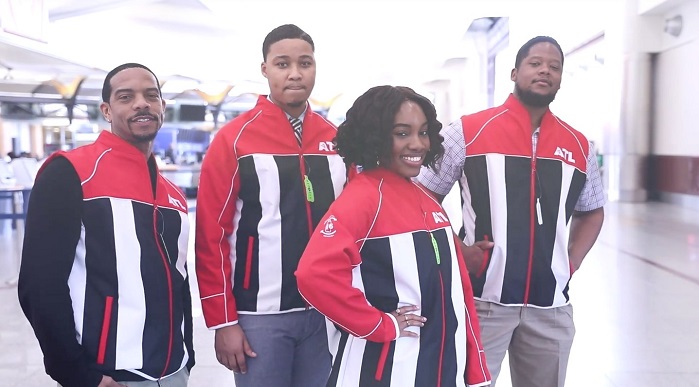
19, 130, 193, 385
461, 94, 590, 307
297, 168, 491, 387
195, 96, 346, 329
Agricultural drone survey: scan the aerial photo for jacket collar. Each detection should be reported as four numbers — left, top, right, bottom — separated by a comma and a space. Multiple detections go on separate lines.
256, 95, 311, 121
363, 166, 415, 185
97, 130, 156, 161
502, 93, 556, 135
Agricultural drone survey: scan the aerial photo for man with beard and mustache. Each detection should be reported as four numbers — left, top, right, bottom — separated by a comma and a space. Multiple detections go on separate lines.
416, 36, 605, 387
18, 63, 195, 387
195, 24, 345, 387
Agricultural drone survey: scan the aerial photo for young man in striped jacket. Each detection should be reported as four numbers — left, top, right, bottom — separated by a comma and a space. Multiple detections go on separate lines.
195, 24, 346, 387
417, 36, 605, 387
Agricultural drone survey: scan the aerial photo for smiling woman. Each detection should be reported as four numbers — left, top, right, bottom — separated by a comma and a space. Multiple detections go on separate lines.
296, 85, 492, 387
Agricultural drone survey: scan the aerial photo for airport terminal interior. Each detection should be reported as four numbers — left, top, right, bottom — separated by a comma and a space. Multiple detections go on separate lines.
1, 0, 698, 386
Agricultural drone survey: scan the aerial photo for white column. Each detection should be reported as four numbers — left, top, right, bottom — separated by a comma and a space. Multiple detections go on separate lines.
602, 0, 659, 202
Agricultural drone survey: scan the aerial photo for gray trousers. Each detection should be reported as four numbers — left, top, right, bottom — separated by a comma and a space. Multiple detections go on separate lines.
59, 366, 188, 387
475, 300, 576, 387
234, 309, 331, 387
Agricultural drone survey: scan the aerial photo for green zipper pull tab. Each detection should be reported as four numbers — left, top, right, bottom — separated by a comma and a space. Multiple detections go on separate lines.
304, 175, 315, 202
430, 232, 440, 265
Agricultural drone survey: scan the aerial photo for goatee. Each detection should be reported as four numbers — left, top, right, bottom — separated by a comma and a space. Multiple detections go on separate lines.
133, 132, 158, 143
515, 84, 557, 108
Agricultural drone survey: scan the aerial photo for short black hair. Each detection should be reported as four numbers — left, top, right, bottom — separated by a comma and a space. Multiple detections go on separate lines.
335, 85, 444, 171
262, 24, 315, 61
102, 63, 161, 103
514, 36, 564, 69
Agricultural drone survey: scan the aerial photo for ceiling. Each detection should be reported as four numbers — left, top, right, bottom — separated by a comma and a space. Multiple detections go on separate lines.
0, 0, 611, 106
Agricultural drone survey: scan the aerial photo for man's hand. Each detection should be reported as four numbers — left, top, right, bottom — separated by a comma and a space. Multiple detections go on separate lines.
215, 324, 257, 374
98, 376, 126, 387
460, 239, 494, 275
569, 207, 604, 275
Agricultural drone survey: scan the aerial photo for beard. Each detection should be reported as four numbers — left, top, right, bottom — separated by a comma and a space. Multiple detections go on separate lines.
131, 131, 158, 143
127, 114, 161, 143
515, 83, 557, 108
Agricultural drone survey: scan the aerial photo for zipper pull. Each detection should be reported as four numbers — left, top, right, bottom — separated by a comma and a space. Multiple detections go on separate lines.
430, 232, 441, 265
304, 175, 315, 203
536, 198, 543, 225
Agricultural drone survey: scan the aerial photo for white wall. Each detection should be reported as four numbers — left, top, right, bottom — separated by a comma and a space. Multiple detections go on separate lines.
639, 0, 690, 15
653, 38, 699, 156
652, 0, 699, 156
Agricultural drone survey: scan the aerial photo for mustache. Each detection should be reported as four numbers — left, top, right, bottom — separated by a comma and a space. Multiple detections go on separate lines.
532, 78, 552, 86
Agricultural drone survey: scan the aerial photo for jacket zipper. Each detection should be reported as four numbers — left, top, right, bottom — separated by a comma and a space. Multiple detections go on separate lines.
96, 296, 114, 365
523, 150, 537, 305
374, 341, 391, 381
152, 204, 174, 378
431, 230, 446, 386
243, 236, 254, 289
437, 271, 446, 387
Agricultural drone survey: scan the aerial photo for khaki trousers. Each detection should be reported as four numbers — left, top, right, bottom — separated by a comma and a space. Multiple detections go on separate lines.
475, 300, 576, 387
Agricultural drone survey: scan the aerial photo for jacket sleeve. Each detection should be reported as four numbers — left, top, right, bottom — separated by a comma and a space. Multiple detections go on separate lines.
454, 235, 492, 386
17, 156, 104, 387
296, 184, 400, 343
195, 128, 242, 329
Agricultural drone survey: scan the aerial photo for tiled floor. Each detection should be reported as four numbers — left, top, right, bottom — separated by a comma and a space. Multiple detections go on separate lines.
1, 201, 698, 386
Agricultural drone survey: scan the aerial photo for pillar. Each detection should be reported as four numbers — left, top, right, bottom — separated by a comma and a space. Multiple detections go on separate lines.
29, 124, 43, 158
0, 115, 5, 158
602, 0, 657, 202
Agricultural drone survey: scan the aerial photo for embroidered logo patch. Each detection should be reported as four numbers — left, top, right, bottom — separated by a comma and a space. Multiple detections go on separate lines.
554, 146, 576, 163
432, 211, 448, 224
168, 194, 186, 211
318, 141, 335, 152
320, 215, 337, 237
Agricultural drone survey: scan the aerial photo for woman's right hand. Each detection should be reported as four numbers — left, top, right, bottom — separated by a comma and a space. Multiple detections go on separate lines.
390, 305, 426, 338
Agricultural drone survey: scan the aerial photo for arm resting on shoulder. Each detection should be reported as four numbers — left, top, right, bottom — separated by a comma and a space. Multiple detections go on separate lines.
568, 207, 604, 274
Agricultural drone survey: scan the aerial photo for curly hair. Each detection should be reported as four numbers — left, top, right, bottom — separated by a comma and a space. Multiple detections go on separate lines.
335, 85, 444, 171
